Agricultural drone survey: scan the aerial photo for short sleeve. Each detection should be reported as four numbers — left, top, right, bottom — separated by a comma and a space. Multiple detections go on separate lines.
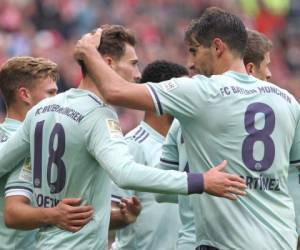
146, 76, 206, 120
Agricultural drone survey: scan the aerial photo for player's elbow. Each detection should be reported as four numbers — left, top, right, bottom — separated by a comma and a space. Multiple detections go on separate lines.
114, 179, 131, 189
4, 209, 18, 229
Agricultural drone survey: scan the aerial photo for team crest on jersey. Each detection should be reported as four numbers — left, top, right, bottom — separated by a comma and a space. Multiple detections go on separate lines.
159, 80, 178, 92
106, 119, 123, 139
19, 158, 32, 182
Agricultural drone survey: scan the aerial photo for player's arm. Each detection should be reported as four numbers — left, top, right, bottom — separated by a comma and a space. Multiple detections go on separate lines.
75, 29, 202, 122
4, 164, 94, 232
85, 108, 246, 199
0, 127, 30, 178
4, 196, 93, 232
0, 109, 35, 177
155, 121, 180, 203
109, 196, 141, 230
74, 29, 154, 111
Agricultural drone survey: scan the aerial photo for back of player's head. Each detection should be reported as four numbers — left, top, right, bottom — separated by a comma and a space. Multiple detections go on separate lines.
244, 29, 272, 67
0, 56, 59, 107
80, 25, 136, 76
184, 7, 247, 58
140, 60, 188, 83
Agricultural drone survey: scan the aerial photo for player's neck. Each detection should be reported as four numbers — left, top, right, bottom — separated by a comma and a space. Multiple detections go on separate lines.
78, 76, 105, 101
215, 55, 247, 75
6, 104, 26, 122
143, 112, 173, 137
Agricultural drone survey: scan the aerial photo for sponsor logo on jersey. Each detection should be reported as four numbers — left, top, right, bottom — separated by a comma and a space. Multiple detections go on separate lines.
160, 79, 178, 92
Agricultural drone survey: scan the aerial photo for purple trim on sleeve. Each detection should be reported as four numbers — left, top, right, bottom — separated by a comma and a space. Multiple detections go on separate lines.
160, 158, 179, 166
147, 84, 163, 115
187, 173, 204, 194
138, 133, 149, 143
290, 159, 300, 164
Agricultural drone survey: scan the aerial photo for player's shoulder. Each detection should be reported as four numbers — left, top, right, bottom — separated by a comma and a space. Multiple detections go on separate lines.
0, 118, 20, 141
32, 88, 117, 122
37, 88, 107, 111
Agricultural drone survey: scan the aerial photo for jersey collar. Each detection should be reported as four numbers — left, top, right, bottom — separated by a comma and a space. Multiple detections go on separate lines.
223, 71, 257, 83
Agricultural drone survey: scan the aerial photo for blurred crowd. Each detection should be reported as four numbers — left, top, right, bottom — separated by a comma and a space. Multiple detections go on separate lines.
0, 0, 300, 132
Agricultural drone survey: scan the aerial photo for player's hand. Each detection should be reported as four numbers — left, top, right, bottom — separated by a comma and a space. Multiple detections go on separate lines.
118, 196, 142, 224
50, 198, 93, 232
74, 28, 102, 61
203, 160, 247, 200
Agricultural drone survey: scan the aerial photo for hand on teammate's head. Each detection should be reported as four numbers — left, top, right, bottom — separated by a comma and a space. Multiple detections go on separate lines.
74, 28, 102, 61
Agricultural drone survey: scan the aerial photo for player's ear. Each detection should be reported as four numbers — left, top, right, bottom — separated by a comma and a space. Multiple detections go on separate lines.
103, 56, 114, 68
17, 86, 32, 106
245, 62, 255, 75
212, 38, 225, 57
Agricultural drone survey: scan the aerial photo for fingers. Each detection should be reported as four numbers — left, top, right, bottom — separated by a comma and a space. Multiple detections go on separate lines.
229, 180, 247, 190
61, 198, 81, 206
132, 196, 140, 206
227, 186, 246, 196
222, 193, 237, 201
68, 226, 82, 233
68, 210, 93, 220
69, 205, 93, 214
227, 174, 246, 184
214, 160, 227, 171
68, 217, 93, 227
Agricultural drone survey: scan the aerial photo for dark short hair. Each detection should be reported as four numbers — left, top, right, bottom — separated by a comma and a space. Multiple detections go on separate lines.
243, 29, 272, 67
185, 7, 247, 58
140, 60, 188, 83
0, 56, 59, 107
80, 25, 136, 76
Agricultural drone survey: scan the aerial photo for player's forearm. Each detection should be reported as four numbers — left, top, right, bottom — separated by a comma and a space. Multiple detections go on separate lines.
155, 193, 178, 203
82, 47, 154, 111
4, 200, 55, 230
109, 160, 203, 195
0, 137, 29, 178
153, 163, 179, 202
82, 47, 129, 104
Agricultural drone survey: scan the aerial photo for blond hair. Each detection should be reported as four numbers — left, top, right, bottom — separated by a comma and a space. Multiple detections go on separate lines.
0, 56, 59, 106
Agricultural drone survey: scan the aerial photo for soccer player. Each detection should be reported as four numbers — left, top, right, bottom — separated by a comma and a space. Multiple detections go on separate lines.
0, 25, 245, 250
243, 29, 300, 249
111, 60, 188, 250
0, 56, 93, 249
75, 7, 300, 250
243, 29, 272, 82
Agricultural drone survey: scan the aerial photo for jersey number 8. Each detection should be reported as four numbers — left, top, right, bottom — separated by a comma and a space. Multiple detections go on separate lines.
242, 102, 275, 172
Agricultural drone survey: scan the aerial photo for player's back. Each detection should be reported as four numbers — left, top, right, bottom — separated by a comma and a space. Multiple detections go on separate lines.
26, 88, 112, 249
180, 72, 299, 249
